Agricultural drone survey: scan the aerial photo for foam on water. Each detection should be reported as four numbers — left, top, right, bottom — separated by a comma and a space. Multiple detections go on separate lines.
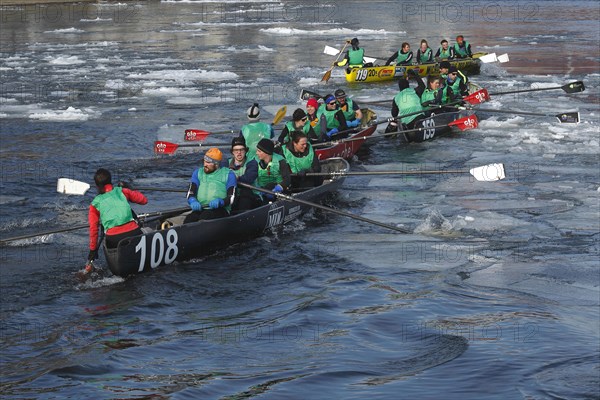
127, 69, 238, 82
261, 27, 406, 36
44, 28, 85, 34
28, 106, 101, 121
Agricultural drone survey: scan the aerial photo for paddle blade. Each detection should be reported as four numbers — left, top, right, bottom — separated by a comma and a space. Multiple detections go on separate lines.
563, 81, 585, 93
478, 53, 497, 63
464, 89, 490, 105
184, 129, 209, 141
154, 141, 178, 155
449, 115, 479, 131
324, 45, 340, 56
321, 69, 333, 82
57, 178, 90, 195
497, 53, 510, 63
470, 163, 506, 182
556, 112, 580, 124
273, 106, 287, 125
363, 56, 377, 63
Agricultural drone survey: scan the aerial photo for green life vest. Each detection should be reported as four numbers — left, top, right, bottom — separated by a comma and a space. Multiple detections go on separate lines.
282, 143, 315, 173
419, 48, 432, 63
91, 187, 134, 230
438, 48, 452, 59
397, 50, 410, 64
242, 122, 271, 157
447, 77, 462, 96
321, 108, 340, 130
348, 48, 364, 67
281, 120, 311, 144
393, 89, 424, 125
257, 153, 285, 187
228, 157, 259, 196
338, 98, 356, 121
195, 167, 230, 208
454, 41, 470, 57
308, 114, 321, 137
421, 88, 438, 105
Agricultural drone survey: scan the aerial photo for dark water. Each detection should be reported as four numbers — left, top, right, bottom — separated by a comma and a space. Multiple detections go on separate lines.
1, 0, 599, 398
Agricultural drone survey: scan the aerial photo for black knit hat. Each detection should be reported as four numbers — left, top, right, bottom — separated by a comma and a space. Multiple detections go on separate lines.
231, 136, 248, 152
439, 60, 451, 69
292, 108, 306, 121
256, 138, 274, 155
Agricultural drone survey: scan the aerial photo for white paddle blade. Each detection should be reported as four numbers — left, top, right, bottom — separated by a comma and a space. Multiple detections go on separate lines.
363, 56, 377, 64
324, 45, 340, 56
497, 53, 510, 63
478, 53, 498, 63
57, 178, 90, 195
470, 163, 506, 182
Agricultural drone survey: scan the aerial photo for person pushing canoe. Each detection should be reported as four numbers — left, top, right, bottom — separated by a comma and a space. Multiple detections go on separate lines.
86, 168, 148, 272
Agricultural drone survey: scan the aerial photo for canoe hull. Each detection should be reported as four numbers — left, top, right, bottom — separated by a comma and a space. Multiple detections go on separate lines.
397, 109, 476, 143
104, 158, 350, 277
345, 53, 485, 83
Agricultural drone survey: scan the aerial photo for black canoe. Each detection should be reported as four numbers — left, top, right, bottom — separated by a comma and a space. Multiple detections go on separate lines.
104, 158, 350, 277
393, 108, 477, 143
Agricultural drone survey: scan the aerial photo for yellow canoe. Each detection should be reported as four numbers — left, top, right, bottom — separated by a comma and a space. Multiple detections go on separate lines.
345, 52, 488, 83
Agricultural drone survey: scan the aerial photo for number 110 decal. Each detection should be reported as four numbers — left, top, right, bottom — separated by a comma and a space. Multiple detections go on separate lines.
135, 230, 179, 272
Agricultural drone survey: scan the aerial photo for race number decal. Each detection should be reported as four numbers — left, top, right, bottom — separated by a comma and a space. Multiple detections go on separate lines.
354, 69, 369, 81
135, 229, 179, 272
422, 118, 436, 140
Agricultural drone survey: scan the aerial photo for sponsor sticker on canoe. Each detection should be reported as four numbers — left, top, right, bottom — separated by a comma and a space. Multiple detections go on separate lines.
377, 67, 395, 78
394, 67, 406, 77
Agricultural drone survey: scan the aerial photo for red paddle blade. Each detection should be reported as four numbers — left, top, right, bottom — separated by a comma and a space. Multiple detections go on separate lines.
464, 89, 490, 105
449, 115, 479, 131
154, 141, 178, 155
184, 129, 209, 141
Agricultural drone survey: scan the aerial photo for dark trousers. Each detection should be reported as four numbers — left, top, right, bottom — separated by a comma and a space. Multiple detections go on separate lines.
231, 188, 262, 214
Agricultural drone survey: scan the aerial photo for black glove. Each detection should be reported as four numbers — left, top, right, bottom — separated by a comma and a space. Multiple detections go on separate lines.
87, 249, 98, 261
118, 181, 131, 189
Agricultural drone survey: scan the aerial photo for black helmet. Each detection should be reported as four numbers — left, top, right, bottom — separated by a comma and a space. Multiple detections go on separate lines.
231, 136, 248, 152
351, 38, 359, 46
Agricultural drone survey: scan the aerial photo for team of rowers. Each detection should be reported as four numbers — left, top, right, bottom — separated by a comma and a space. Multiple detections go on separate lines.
336, 35, 473, 68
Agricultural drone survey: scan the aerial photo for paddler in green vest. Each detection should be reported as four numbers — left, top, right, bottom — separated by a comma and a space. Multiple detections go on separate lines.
282, 131, 322, 190
255, 138, 292, 203
320, 94, 349, 139
227, 137, 261, 212
445, 66, 469, 98
435, 39, 455, 60
239, 103, 274, 158
277, 108, 318, 146
385, 78, 425, 133
416, 39, 433, 64
184, 147, 237, 223
335, 38, 373, 69
414, 73, 444, 107
334, 89, 362, 128
305, 98, 324, 142
86, 168, 148, 272
453, 35, 472, 58
385, 42, 413, 66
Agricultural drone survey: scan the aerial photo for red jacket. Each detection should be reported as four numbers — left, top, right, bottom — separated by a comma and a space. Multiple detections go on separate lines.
88, 184, 148, 250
